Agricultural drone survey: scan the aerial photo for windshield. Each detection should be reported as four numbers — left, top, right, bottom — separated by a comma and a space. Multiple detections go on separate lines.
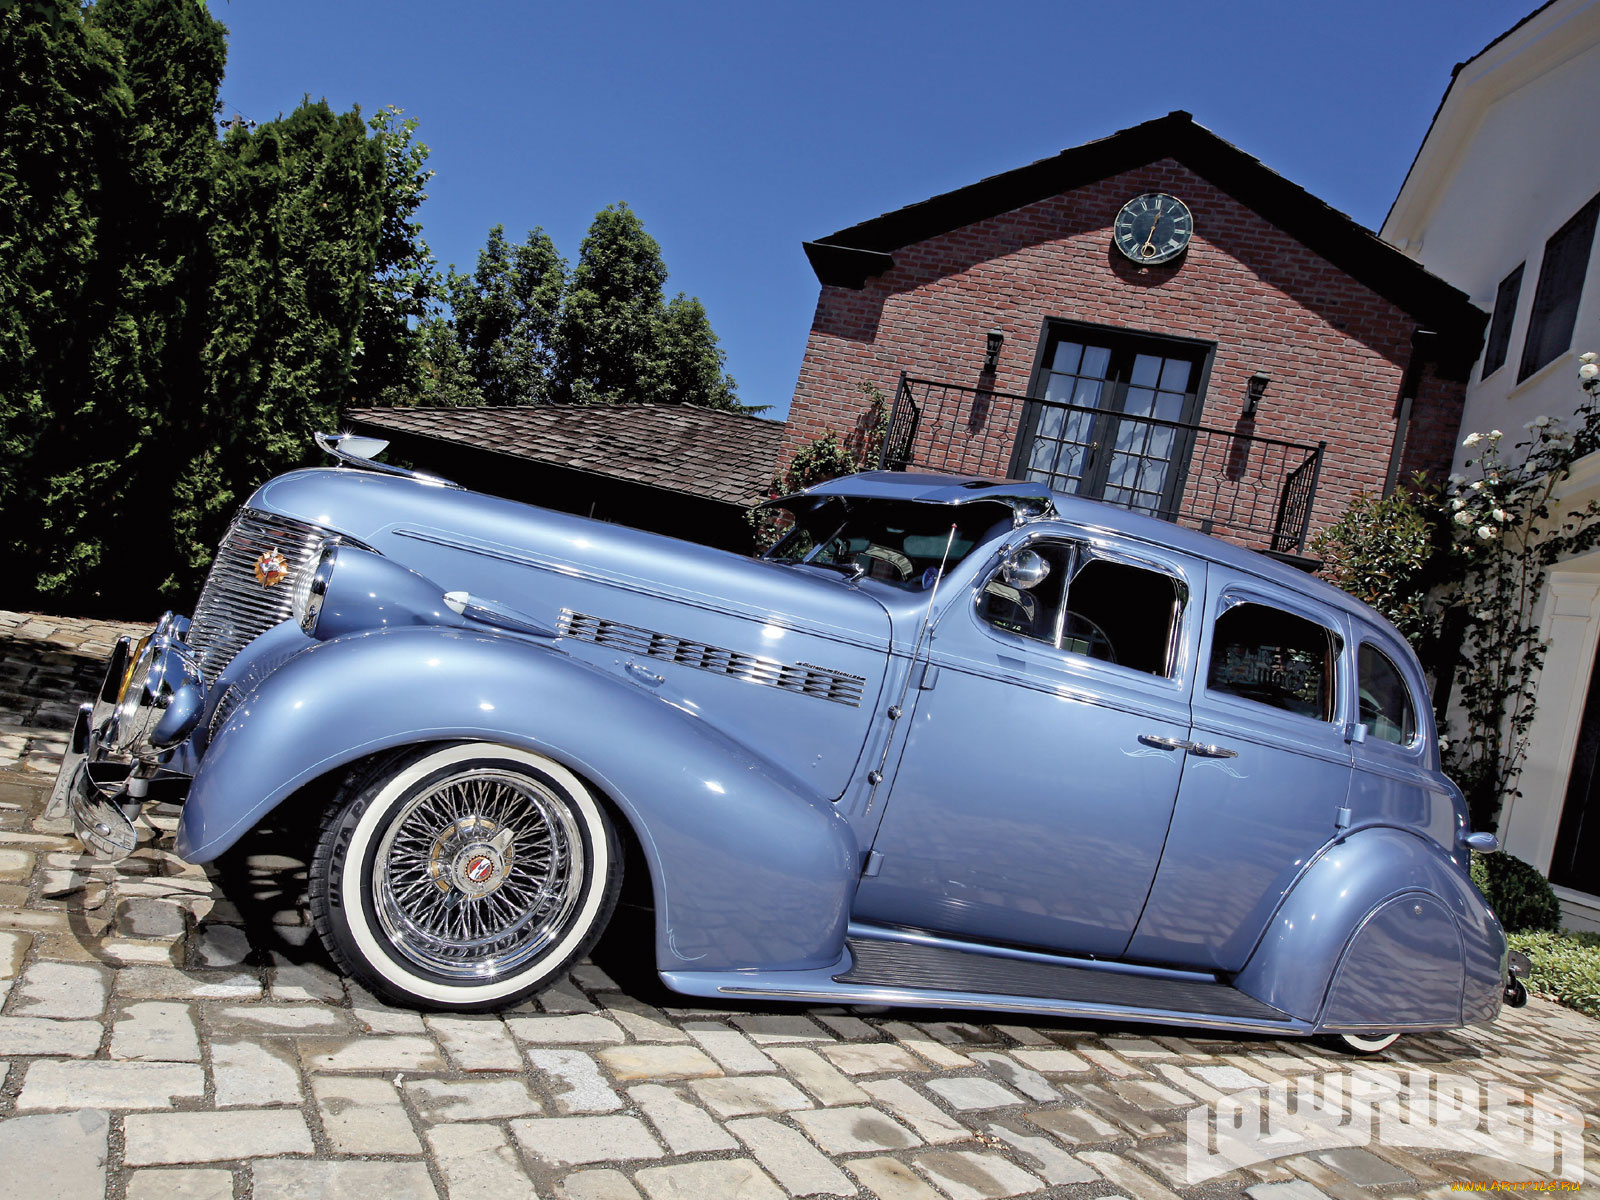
764, 497, 1015, 590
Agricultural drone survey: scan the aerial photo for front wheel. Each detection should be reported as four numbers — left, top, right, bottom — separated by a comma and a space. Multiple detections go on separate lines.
309, 743, 622, 1010
1319, 1032, 1402, 1055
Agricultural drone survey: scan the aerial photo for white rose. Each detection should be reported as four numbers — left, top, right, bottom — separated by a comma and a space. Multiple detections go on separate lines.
1438, 737, 1450, 751
1581, 363, 1599, 381
1582, 351, 1598, 365
1470, 480, 1484, 490
1477, 525, 1497, 540
1454, 511, 1472, 526
1536, 415, 1552, 426
1493, 508, 1508, 521
1448, 473, 1465, 485
1463, 432, 1483, 447
1490, 429, 1504, 439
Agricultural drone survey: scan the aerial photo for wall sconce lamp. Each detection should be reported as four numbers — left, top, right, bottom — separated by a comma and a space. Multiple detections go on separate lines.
984, 330, 1004, 373
1244, 372, 1269, 418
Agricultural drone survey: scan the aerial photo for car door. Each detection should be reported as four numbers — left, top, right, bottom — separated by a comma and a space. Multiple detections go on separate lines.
850, 529, 1203, 958
1126, 577, 1355, 972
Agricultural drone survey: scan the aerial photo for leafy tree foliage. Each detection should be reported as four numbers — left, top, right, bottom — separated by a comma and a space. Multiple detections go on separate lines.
657, 294, 739, 410
447, 225, 564, 406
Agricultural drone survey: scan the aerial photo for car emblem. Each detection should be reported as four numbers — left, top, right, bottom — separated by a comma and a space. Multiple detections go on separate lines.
253, 548, 290, 588
465, 855, 495, 884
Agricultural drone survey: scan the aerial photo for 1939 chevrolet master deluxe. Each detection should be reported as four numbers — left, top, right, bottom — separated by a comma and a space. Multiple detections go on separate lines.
50, 435, 1522, 1052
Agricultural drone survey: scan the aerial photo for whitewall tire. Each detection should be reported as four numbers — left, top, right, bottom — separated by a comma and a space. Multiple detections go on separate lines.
309, 743, 622, 1011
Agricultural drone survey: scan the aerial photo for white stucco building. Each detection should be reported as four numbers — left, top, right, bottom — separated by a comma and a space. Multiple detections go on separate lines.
1383, 0, 1600, 930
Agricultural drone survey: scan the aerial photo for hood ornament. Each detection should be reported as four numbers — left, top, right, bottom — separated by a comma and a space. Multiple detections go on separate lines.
253, 548, 291, 588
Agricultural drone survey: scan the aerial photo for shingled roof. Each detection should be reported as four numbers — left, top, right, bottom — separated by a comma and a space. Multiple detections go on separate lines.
804, 110, 1485, 359
344, 405, 787, 508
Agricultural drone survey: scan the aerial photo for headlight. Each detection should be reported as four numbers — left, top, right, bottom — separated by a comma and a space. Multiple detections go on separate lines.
293, 543, 339, 636
107, 636, 205, 755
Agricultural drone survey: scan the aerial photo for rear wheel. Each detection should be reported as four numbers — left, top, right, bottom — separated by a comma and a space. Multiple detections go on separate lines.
1321, 1032, 1402, 1055
308, 743, 621, 1010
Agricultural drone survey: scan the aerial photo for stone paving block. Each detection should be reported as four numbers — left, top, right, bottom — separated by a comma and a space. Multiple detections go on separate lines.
689, 1073, 815, 1118
190, 923, 251, 968
924, 1021, 1005, 1046
0, 1015, 102, 1057
1315, 1146, 1415, 1188
1064, 1080, 1170, 1137
110, 1000, 201, 1062
884, 1020, 971, 1068
847, 1155, 947, 1200
425, 1013, 524, 1071
527, 1046, 623, 1112
269, 959, 344, 1003
598, 1042, 723, 1081
12, 959, 109, 1017
684, 1023, 776, 1073
345, 984, 429, 1033
819, 1041, 926, 1075
0, 1109, 109, 1199
212, 1039, 303, 1107
861, 1077, 971, 1144
299, 1034, 446, 1072
428, 1122, 539, 1199
116, 897, 188, 939
628, 1082, 739, 1153
511, 1114, 665, 1166
1192, 1063, 1272, 1092
0, 847, 32, 882
1078, 1149, 1185, 1200
731, 1013, 832, 1043
729, 1115, 856, 1196
539, 976, 598, 1012
984, 1120, 1101, 1184
1246, 1182, 1337, 1200
791, 1104, 922, 1153
97, 938, 178, 966
1009, 1046, 1090, 1074
635, 1159, 786, 1200
913, 1149, 1044, 1199
969, 1050, 1060, 1101
1110, 1078, 1199, 1112
765, 1045, 870, 1105
311, 1073, 423, 1155
204, 1003, 350, 1034
1024, 1104, 1125, 1146
124, 1169, 234, 1200
116, 965, 261, 1001
1080, 1045, 1146, 1078
602, 993, 690, 1042
558, 1169, 645, 1199
124, 1110, 315, 1165
924, 1075, 1026, 1110
17, 1059, 204, 1110
250, 1160, 435, 1199
407, 1076, 544, 1122
814, 1012, 877, 1040
507, 1012, 626, 1044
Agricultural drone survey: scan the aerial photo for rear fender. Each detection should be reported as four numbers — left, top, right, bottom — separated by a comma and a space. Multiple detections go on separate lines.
1233, 826, 1504, 1026
176, 626, 859, 972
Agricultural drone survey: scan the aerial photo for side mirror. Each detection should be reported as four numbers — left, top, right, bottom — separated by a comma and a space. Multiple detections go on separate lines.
1000, 549, 1051, 591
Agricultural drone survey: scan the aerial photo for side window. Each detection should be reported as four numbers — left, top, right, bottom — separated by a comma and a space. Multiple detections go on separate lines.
1207, 601, 1340, 721
979, 543, 1183, 677
1359, 643, 1418, 746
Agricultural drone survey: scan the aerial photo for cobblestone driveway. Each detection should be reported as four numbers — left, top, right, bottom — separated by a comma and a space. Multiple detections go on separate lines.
1, 611, 1597, 1199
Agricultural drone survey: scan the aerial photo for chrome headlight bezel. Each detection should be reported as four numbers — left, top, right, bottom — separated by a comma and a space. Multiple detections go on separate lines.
293, 542, 340, 636
107, 635, 205, 756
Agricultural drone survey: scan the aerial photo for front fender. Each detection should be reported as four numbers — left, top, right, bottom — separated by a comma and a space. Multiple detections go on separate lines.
176, 626, 860, 973
1233, 826, 1505, 1026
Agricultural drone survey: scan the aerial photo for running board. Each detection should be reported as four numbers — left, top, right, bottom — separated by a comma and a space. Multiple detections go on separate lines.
663, 938, 1306, 1036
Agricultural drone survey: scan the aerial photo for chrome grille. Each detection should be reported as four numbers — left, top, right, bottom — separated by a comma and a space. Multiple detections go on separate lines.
558, 610, 866, 707
187, 508, 330, 683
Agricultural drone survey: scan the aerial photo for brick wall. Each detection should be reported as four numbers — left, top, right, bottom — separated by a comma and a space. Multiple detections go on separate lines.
782, 158, 1467, 541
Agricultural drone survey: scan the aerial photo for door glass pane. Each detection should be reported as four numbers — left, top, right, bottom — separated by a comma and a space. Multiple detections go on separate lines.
1051, 342, 1084, 373
1358, 644, 1417, 746
1130, 354, 1162, 386
1208, 602, 1341, 722
1080, 345, 1112, 378
1158, 358, 1193, 391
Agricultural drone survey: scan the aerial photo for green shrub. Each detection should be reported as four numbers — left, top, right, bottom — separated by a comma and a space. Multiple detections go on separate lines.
1507, 930, 1600, 1019
1470, 851, 1562, 933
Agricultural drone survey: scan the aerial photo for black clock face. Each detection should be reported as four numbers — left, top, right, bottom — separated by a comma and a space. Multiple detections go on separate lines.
1113, 193, 1194, 265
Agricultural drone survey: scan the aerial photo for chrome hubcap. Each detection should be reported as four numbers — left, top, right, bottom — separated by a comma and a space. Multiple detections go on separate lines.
375, 769, 584, 980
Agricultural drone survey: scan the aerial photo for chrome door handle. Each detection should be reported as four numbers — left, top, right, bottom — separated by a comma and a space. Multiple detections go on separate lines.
1188, 742, 1238, 759
1138, 734, 1189, 751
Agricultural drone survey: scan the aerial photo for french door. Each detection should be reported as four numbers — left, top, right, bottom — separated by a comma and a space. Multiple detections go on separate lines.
1012, 324, 1211, 520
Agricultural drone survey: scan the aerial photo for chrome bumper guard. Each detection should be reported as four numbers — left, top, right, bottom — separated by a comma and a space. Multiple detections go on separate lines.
45, 614, 202, 862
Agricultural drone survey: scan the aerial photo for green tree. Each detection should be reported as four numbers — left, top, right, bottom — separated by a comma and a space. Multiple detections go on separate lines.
448, 225, 564, 405
409, 315, 484, 407
553, 202, 668, 405
657, 293, 743, 411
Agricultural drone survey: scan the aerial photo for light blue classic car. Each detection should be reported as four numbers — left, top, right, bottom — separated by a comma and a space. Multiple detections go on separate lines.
51, 435, 1522, 1052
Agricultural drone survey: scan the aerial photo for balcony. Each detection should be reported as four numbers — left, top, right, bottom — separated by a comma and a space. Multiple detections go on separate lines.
880, 375, 1326, 558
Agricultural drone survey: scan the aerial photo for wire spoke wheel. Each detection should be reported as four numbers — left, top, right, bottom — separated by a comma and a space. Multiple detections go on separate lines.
375, 768, 584, 980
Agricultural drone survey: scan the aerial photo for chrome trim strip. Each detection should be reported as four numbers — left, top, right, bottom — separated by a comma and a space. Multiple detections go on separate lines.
558, 609, 866, 707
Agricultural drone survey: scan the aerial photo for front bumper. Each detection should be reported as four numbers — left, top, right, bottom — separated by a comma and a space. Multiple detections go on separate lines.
45, 613, 203, 861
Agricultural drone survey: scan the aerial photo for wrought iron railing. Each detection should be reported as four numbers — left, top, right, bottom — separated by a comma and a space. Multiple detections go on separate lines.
879, 375, 1326, 556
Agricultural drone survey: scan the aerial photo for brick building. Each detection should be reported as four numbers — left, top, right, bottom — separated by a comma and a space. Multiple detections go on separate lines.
783, 111, 1487, 561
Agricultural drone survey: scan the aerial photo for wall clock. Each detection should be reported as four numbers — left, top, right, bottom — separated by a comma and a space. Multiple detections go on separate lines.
1113, 193, 1194, 265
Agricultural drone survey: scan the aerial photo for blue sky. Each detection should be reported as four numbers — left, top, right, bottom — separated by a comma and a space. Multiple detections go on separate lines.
215, 1, 1528, 421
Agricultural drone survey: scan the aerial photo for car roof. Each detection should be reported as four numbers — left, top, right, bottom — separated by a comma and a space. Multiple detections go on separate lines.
803, 471, 1401, 638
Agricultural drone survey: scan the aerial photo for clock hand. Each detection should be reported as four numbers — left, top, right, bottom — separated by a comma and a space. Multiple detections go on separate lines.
1142, 199, 1163, 257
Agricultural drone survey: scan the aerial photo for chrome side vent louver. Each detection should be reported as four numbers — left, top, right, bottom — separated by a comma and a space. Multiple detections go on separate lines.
558, 610, 866, 707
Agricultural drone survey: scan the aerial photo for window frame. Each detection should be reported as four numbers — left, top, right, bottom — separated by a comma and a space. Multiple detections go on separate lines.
1481, 263, 1524, 381
1351, 636, 1428, 759
1201, 588, 1347, 727
972, 528, 1197, 688
1518, 194, 1600, 383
